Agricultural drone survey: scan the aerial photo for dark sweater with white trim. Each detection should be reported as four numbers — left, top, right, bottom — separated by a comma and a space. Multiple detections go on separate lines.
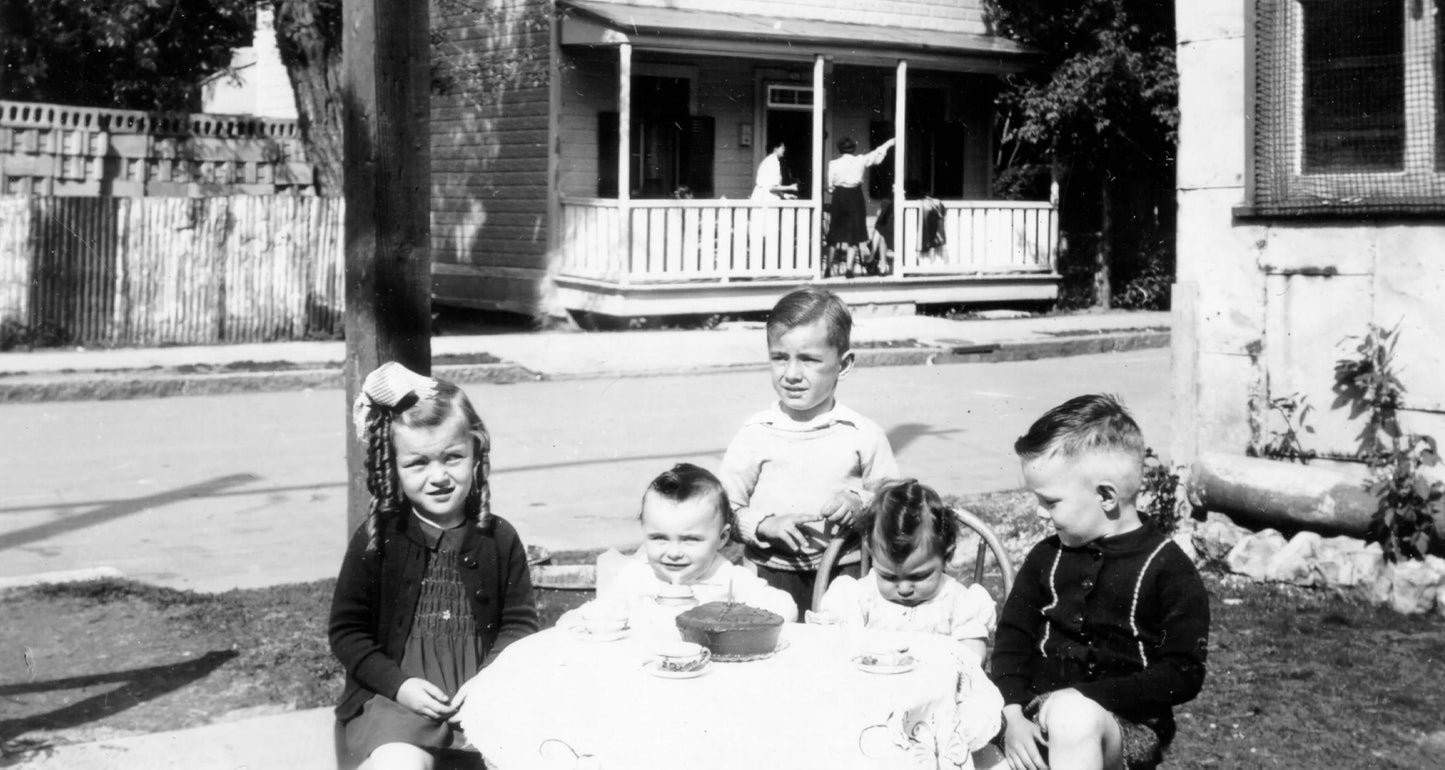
990, 523, 1209, 743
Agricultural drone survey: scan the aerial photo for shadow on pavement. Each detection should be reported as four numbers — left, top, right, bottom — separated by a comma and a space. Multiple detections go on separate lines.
0, 649, 239, 748
0, 474, 255, 552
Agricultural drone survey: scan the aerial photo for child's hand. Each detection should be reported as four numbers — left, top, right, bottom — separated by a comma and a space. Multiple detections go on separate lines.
818, 490, 863, 530
757, 512, 825, 553
396, 677, 456, 721
1000, 703, 1047, 770
447, 676, 480, 724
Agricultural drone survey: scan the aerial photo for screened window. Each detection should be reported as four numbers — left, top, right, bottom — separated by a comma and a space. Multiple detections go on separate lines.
1301, 0, 1404, 172
1249, 0, 1445, 215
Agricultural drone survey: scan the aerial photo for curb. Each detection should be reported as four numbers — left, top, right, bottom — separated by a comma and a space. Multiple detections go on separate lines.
0, 331, 1167, 403
0, 567, 125, 591
852, 329, 1170, 368
0, 362, 540, 403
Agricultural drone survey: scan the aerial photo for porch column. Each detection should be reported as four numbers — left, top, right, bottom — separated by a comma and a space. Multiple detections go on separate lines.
812, 54, 825, 280
618, 42, 632, 285
892, 59, 907, 280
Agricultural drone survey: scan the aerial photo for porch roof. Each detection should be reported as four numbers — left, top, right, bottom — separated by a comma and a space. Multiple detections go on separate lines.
559, 0, 1040, 73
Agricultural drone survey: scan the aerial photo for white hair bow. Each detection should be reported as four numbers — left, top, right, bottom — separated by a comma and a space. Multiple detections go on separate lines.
351, 361, 438, 440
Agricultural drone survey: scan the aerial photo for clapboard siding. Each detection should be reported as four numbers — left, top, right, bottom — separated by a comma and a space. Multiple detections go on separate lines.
429, 0, 553, 313
575, 0, 988, 35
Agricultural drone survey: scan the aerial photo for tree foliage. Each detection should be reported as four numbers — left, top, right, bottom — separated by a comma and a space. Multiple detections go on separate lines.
0, 0, 254, 112
986, 0, 1179, 309
989, 0, 1177, 165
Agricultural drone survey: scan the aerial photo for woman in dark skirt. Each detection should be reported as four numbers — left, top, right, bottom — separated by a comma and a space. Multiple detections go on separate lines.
825, 136, 895, 277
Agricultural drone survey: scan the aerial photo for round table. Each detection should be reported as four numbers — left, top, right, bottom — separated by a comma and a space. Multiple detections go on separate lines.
456, 622, 1001, 770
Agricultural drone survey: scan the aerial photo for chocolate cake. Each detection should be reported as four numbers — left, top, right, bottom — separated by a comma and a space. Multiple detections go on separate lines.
675, 601, 784, 658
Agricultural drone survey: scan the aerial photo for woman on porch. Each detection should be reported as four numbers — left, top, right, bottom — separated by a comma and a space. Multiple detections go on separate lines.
751, 141, 799, 200
825, 136, 895, 278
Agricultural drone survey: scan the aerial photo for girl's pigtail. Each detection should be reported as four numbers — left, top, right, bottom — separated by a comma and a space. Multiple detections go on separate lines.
470, 424, 493, 527
362, 407, 400, 552
933, 494, 960, 562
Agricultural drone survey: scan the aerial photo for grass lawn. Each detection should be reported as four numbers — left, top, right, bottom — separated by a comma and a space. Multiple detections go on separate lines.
3, 489, 1444, 767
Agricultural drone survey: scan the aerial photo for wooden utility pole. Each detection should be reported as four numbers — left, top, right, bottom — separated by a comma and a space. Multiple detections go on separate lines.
342, 0, 432, 534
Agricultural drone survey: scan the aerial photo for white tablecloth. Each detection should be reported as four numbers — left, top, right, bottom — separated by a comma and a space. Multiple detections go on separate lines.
457, 623, 1001, 770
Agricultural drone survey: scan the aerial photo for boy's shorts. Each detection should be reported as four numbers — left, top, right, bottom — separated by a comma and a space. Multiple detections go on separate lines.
991, 695, 1165, 770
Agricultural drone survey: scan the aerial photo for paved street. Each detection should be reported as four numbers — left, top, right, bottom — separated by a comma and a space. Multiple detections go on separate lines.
1, 348, 1169, 591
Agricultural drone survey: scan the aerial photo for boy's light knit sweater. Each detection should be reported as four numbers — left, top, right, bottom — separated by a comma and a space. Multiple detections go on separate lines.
719, 401, 899, 572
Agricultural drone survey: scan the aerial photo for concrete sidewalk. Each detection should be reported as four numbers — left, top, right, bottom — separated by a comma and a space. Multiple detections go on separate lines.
0, 310, 1169, 402
3, 309, 1169, 769
8, 706, 338, 770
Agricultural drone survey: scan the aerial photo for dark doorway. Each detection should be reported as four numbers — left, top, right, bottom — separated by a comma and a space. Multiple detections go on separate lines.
765, 110, 813, 198
906, 88, 965, 198
868, 88, 965, 199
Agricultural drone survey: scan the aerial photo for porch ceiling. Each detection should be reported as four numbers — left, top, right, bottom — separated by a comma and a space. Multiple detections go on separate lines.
559, 0, 1040, 73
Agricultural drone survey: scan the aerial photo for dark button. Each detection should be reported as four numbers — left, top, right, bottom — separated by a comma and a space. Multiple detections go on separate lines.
1091, 550, 1102, 560
475, 590, 491, 604
463, 556, 478, 568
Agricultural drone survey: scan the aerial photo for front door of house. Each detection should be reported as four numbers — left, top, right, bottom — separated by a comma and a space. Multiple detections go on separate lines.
764, 84, 814, 198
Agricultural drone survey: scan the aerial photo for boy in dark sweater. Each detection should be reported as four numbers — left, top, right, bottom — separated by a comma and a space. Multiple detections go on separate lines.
991, 395, 1209, 770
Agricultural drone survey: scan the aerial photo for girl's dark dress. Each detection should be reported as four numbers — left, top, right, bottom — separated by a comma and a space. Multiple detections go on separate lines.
344, 520, 481, 758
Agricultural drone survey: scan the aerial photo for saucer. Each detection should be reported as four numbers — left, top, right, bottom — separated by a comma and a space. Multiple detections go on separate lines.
851, 654, 916, 675
641, 659, 711, 679
563, 624, 630, 643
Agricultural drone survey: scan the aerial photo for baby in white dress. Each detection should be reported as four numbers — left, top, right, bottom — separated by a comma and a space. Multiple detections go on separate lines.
562, 464, 797, 638
817, 479, 997, 665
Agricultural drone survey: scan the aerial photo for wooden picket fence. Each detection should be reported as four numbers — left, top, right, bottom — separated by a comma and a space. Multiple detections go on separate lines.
0, 196, 343, 346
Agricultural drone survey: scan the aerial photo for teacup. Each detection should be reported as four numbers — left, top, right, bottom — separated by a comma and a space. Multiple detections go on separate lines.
857, 632, 913, 666
804, 610, 841, 626
654, 640, 711, 672
653, 583, 698, 608
575, 605, 628, 634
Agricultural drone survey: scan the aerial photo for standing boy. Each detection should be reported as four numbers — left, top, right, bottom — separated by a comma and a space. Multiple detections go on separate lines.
992, 395, 1209, 770
718, 287, 899, 613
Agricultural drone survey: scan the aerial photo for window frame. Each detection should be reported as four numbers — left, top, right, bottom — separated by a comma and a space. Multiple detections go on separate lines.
1241, 0, 1445, 218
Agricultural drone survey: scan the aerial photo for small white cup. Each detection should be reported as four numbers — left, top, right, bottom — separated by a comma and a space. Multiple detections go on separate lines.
804, 610, 841, 626
575, 604, 628, 634
654, 640, 711, 671
653, 583, 698, 608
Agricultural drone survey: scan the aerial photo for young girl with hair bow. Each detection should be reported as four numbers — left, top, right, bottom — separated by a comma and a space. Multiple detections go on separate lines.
330, 362, 538, 769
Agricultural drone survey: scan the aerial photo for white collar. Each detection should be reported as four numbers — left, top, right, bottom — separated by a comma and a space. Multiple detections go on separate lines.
749, 401, 861, 430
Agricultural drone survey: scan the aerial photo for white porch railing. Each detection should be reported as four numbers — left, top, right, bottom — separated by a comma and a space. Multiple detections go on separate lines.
897, 201, 1058, 275
558, 198, 1055, 283
559, 198, 818, 283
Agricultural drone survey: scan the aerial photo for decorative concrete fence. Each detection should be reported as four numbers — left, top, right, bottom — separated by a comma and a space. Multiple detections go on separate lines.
0, 196, 343, 346
0, 100, 313, 197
